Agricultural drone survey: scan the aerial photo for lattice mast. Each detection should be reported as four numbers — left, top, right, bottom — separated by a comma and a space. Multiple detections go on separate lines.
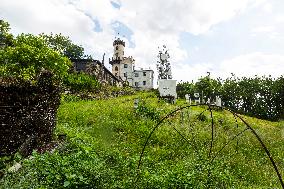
156, 45, 172, 80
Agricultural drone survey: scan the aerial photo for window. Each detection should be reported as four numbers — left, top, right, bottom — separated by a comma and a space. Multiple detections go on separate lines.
143, 72, 146, 76
143, 81, 146, 85
135, 82, 139, 87
116, 46, 119, 50
124, 64, 128, 68
115, 73, 118, 76
115, 66, 118, 71
124, 73, 127, 77
135, 73, 139, 77
115, 53, 118, 58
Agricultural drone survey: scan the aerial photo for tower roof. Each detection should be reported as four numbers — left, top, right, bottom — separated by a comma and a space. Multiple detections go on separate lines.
113, 38, 125, 47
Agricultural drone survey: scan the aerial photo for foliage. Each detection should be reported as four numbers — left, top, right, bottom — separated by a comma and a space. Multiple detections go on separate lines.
221, 75, 284, 121
0, 20, 13, 47
61, 94, 82, 103
40, 33, 86, 59
195, 76, 222, 101
60, 84, 136, 102
176, 81, 195, 99
177, 76, 222, 101
63, 72, 101, 93
136, 100, 161, 121
1, 93, 283, 188
0, 32, 71, 84
177, 75, 284, 121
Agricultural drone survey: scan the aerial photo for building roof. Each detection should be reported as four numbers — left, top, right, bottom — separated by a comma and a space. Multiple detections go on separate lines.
70, 58, 123, 83
113, 38, 125, 47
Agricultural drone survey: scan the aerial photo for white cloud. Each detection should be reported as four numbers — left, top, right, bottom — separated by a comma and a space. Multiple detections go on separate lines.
173, 62, 214, 83
275, 14, 284, 23
250, 25, 280, 38
172, 52, 284, 83
0, 0, 264, 62
0, 0, 118, 59
2, 0, 282, 85
216, 52, 284, 78
119, 0, 257, 35
251, 26, 275, 34
1, 0, 92, 39
116, 0, 264, 82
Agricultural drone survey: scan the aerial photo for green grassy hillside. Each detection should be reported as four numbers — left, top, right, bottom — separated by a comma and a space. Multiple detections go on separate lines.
1, 92, 284, 188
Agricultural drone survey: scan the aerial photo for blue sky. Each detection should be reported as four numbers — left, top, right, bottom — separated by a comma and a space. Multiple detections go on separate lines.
1, 0, 284, 82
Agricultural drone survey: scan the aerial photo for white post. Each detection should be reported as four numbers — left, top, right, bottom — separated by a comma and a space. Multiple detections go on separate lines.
215, 96, 222, 107
134, 98, 139, 109
185, 94, 189, 103
195, 98, 200, 104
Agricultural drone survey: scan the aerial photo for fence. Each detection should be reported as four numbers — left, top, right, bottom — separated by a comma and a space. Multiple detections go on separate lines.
136, 104, 284, 188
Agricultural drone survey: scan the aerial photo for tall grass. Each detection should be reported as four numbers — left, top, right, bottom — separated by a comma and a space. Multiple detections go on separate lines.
1, 92, 283, 188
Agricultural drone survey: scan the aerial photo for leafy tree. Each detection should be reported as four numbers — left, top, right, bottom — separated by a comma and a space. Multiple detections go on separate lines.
177, 74, 284, 121
176, 81, 195, 99
271, 76, 284, 119
0, 33, 71, 84
0, 20, 13, 47
195, 76, 222, 102
220, 75, 241, 110
221, 75, 284, 120
40, 33, 85, 59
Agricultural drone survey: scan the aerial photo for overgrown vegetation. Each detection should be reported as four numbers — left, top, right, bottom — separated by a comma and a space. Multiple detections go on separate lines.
0, 31, 71, 84
40, 33, 87, 60
1, 19, 284, 188
63, 72, 101, 93
177, 75, 284, 121
0, 20, 93, 88
1, 93, 283, 188
0, 20, 70, 158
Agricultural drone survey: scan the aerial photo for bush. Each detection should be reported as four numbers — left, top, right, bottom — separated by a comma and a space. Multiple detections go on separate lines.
63, 72, 101, 93
0, 32, 71, 85
136, 101, 161, 121
0, 21, 69, 157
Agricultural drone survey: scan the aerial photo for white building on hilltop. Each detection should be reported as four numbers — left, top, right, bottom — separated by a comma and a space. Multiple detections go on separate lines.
109, 38, 154, 90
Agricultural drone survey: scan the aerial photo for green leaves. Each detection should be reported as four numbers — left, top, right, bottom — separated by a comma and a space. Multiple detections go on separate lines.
177, 75, 284, 121
136, 101, 161, 121
0, 33, 71, 84
221, 76, 284, 120
1, 94, 284, 188
0, 20, 13, 47
40, 33, 85, 59
63, 72, 101, 92
63, 181, 70, 187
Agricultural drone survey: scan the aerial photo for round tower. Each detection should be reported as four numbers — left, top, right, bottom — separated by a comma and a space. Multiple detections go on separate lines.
110, 38, 135, 84
113, 38, 125, 60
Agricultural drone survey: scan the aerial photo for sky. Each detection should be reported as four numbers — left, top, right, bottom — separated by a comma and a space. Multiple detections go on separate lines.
1, 0, 284, 83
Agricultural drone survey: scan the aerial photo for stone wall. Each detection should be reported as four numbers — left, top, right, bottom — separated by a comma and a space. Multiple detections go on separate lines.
0, 72, 60, 156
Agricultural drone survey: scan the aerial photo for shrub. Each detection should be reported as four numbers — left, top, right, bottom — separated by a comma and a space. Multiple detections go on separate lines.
136, 101, 161, 121
0, 33, 71, 85
63, 72, 101, 93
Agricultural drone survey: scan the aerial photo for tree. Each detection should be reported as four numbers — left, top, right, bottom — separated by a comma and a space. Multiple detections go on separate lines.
0, 33, 71, 84
195, 76, 222, 102
40, 33, 85, 59
272, 76, 284, 119
0, 20, 13, 47
176, 81, 195, 99
220, 75, 241, 110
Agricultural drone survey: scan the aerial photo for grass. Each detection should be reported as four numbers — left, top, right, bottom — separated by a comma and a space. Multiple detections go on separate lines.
1, 92, 284, 188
